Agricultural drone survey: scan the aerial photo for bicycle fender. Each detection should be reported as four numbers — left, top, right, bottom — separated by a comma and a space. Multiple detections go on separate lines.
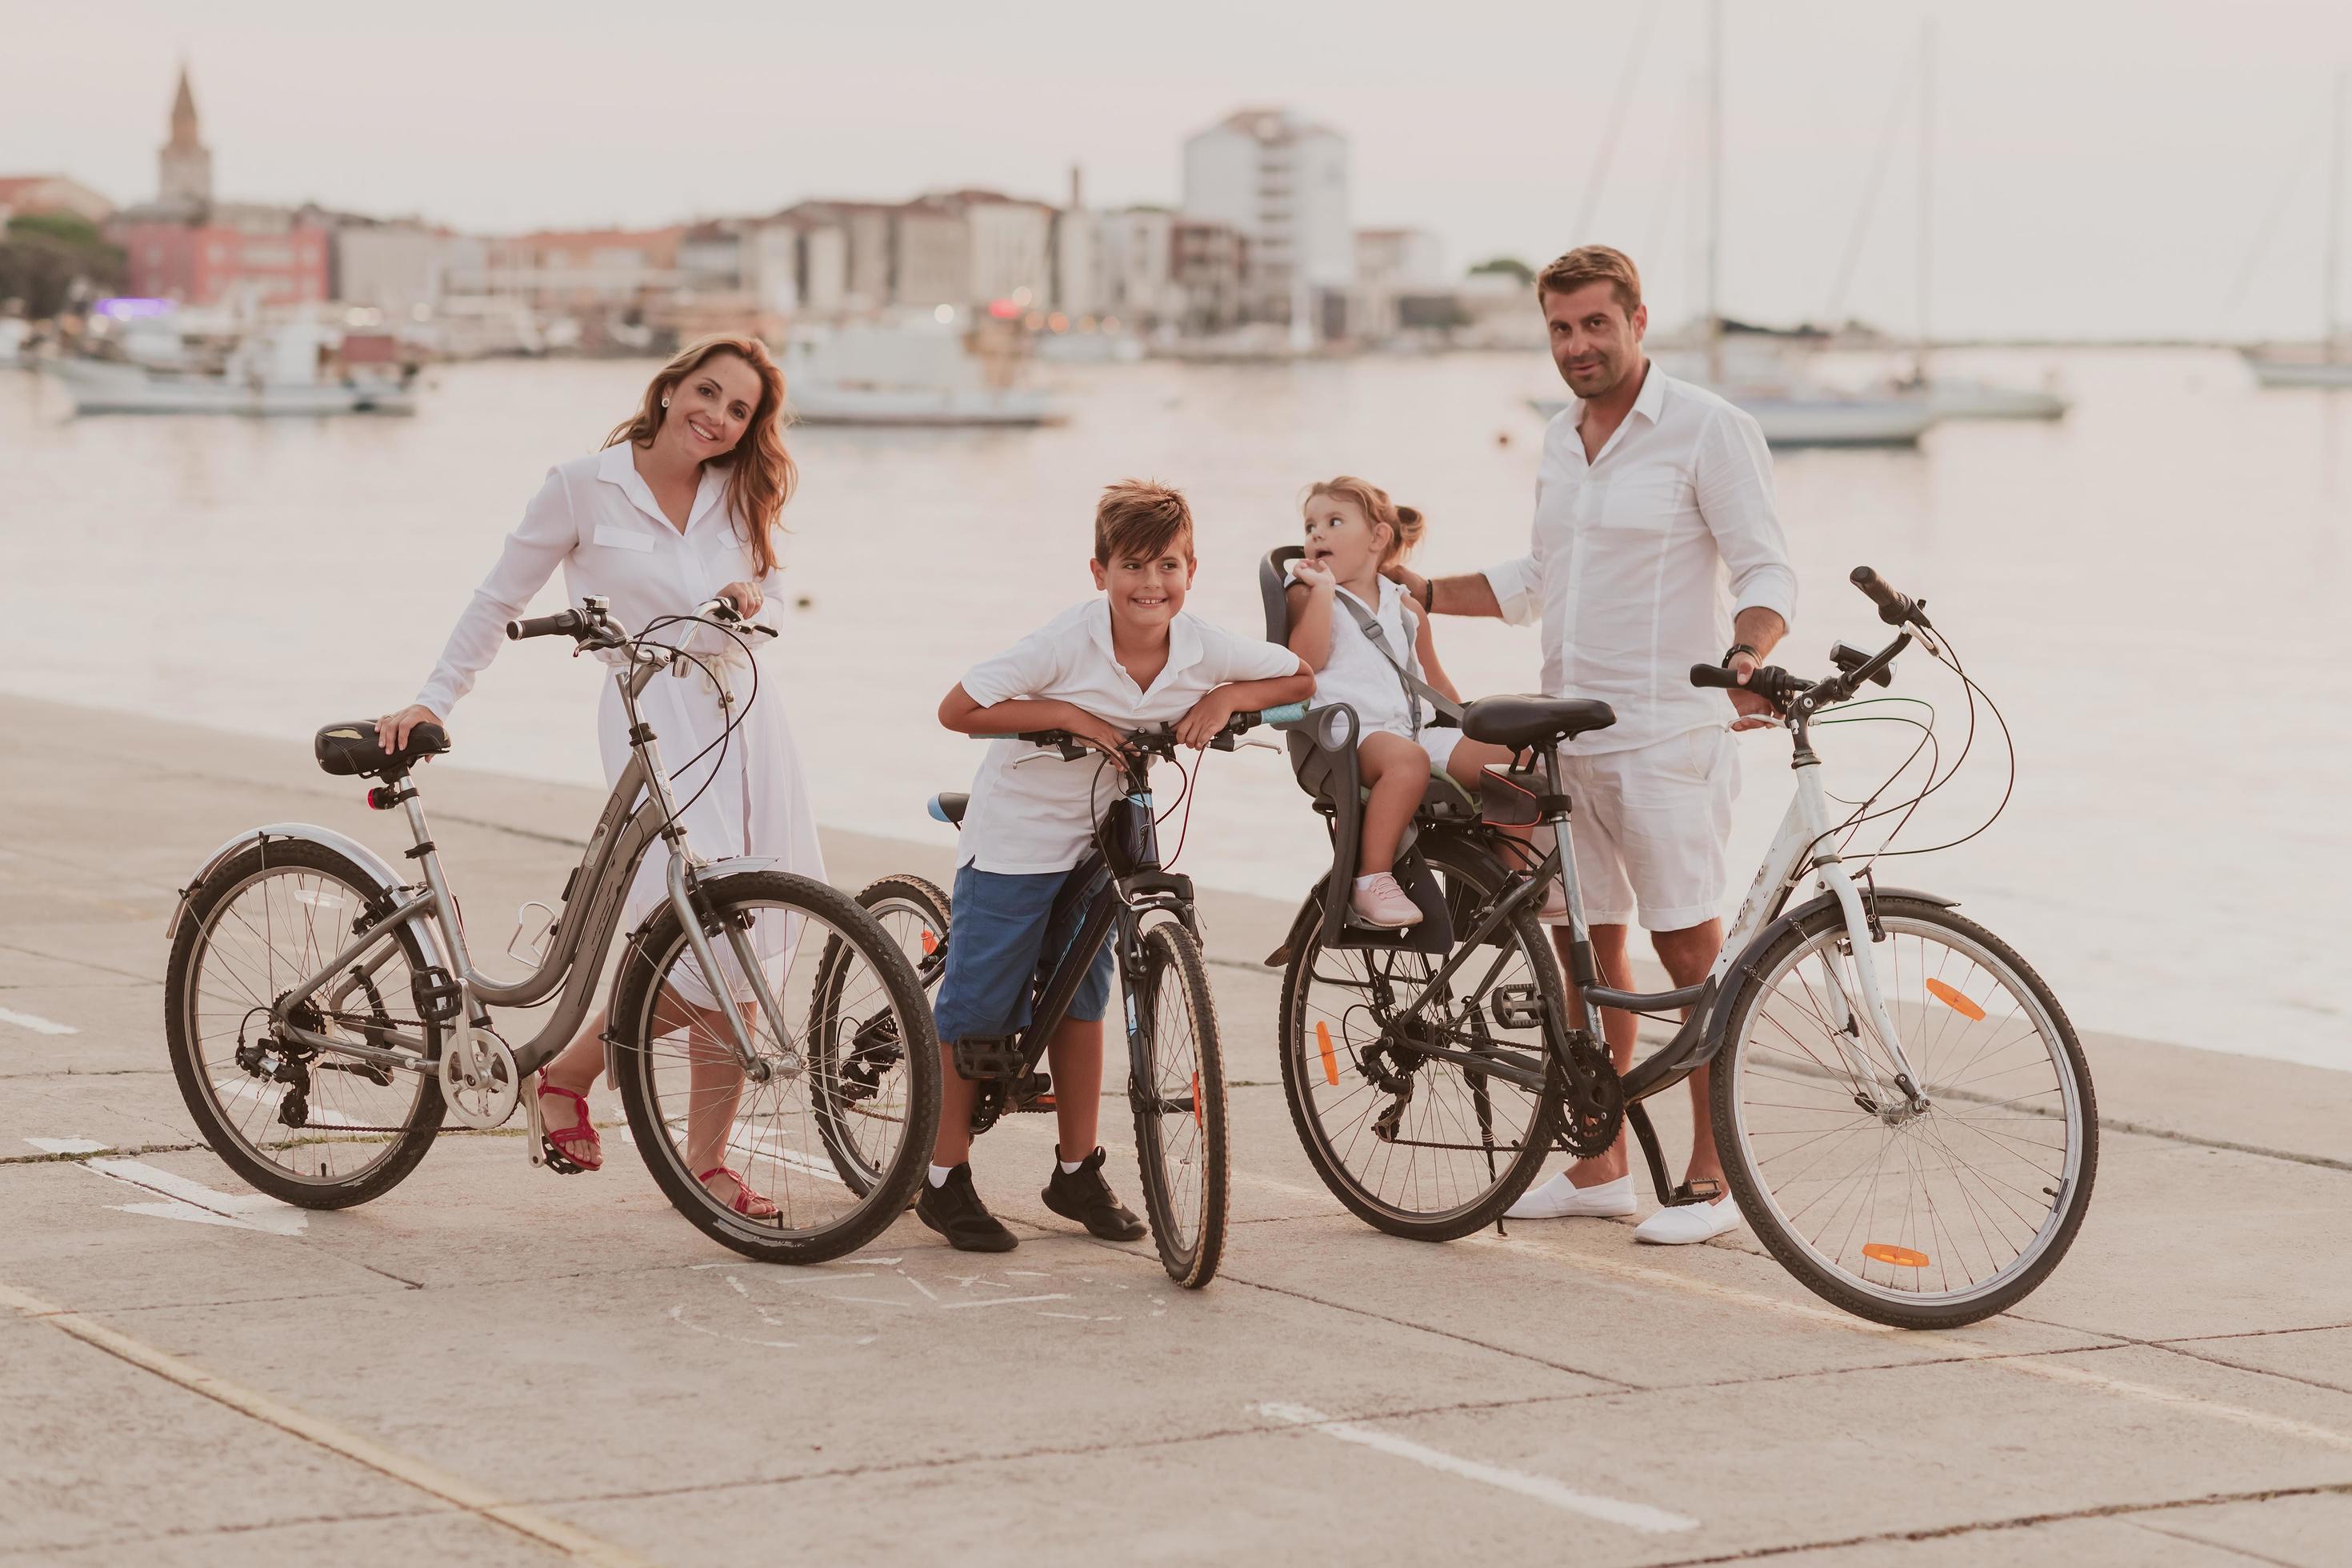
1263, 886, 1326, 969
165, 823, 455, 973
1698, 884, 1959, 1060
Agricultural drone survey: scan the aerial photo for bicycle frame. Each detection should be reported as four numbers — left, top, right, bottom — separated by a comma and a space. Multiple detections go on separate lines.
1373, 711, 1930, 1120
223, 619, 788, 1086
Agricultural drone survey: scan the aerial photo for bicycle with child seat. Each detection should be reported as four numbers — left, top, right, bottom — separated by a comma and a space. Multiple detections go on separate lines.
162, 593, 942, 1265
846, 702, 1311, 1288
1265, 562, 2095, 1329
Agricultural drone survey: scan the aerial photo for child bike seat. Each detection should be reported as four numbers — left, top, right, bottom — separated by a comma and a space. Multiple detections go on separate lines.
314, 720, 450, 778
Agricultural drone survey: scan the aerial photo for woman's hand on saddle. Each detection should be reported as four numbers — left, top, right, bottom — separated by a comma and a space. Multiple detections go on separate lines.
375, 705, 444, 753
715, 580, 764, 618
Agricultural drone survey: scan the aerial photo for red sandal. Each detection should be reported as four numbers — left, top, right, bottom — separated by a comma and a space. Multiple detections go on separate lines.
698, 1165, 779, 1220
535, 1078, 602, 1174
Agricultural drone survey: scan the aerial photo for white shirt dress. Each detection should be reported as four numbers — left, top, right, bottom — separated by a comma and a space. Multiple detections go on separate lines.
1302, 576, 1460, 771
418, 443, 825, 985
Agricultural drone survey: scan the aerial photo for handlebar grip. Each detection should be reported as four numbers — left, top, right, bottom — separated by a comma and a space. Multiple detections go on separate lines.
506, 610, 584, 641
1689, 663, 1744, 690
1850, 566, 1920, 626
1256, 702, 1310, 726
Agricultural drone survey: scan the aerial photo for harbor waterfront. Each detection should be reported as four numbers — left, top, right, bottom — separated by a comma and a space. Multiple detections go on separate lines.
8, 694, 2352, 1563
3, 346, 2345, 1071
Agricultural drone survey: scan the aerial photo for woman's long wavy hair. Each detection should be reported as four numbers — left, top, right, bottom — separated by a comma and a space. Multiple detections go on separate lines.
604, 335, 796, 575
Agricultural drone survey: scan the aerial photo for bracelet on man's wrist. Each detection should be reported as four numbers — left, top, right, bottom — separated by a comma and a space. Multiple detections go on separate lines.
1417, 574, 1435, 611
1721, 642, 1758, 667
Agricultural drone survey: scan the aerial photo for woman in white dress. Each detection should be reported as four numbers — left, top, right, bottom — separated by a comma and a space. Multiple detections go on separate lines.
375, 335, 824, 1217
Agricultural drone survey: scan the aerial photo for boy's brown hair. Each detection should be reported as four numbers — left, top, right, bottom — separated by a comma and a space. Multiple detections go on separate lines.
1094, 479, 1194, 564
1535, 245, 1642, 318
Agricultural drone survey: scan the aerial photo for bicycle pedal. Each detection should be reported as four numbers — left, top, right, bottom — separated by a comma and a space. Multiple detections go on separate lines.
1663, 1178, 1723, 1206
1013, 1071, 1055, 1112
950, 1035, 1025, 1081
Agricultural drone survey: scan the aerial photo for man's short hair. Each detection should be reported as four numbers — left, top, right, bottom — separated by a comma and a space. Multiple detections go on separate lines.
1536, 245, 1642, 317
1094, 479, 1194, 564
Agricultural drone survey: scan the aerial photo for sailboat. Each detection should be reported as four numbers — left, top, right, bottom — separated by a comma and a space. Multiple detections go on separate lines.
2243, 70, 2352, 388
1697, 1, 1935, 447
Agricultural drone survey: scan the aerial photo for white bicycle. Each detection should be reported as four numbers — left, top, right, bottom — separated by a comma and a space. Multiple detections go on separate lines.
1276, 565, 2095, 1328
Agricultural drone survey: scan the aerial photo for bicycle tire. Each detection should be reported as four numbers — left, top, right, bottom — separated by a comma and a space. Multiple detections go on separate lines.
1711, 895, 2098, 1329
164, 838, 446, 1209
1277, 833, 1564, 1241
809, 874, 951, 1193
611, 870, 941, 1265
1129, 919, 1228, 1287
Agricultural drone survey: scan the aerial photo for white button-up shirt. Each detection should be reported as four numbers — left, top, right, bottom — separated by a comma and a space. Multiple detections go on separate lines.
417, 444, 778, 717
1483, 364, 1797, 754
955, 599, 1303, 874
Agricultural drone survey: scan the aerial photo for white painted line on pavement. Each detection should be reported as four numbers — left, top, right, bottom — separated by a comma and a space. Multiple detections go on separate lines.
1471, 1231, 2352, 1454
26, 1137, 108, 1154
1258, 1402, 1699, 1534
0, 1277, 648, 1565
77, 1154, 309, 1236
0, 1006, 77, 1036
935, 1293, 1073, 1310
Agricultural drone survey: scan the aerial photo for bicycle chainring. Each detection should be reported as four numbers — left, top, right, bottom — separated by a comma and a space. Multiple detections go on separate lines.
1555, 1033, 1626, 1158
438, 1022, 521, 1130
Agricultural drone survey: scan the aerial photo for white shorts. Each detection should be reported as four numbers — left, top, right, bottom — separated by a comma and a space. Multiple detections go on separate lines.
1558, 726, 1740, 932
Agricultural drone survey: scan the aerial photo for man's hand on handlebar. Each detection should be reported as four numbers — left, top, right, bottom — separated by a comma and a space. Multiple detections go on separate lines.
1726, 649, 1778, 733
375, 704, 443, 752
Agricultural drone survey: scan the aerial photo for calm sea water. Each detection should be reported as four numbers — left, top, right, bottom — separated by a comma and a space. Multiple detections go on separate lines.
2, 348, 2345, 1067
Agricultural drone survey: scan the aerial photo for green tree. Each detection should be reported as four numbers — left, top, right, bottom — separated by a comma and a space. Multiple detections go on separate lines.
1467, 256, 1534, 286
0, 214, 126, 318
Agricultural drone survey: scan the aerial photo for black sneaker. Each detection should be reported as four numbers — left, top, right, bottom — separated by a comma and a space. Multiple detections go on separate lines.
915, 1163, 1018, 1253
1042, 1147, 1148, 1242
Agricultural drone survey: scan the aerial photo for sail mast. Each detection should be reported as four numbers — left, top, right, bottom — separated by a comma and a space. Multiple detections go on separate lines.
1706, 0, 1724, 386
2327, 66, 2345, 361
1915, 20, 1935, 382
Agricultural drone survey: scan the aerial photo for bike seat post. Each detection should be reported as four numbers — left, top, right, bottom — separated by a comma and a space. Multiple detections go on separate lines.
393, 774, 474, 986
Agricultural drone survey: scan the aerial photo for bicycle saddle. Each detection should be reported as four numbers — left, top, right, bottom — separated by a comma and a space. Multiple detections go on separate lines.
1460, 695, 1617, 750
314, 720, 450, 778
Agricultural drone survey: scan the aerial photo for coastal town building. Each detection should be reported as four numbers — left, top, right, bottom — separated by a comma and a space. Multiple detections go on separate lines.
110, 65, 330, 308
1182, 107, 1352, 339
1352, 226, 1448, 342
0, 176, 114, 227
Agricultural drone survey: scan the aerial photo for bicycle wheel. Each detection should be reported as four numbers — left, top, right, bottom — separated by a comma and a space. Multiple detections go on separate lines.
1128, 919, 1228, 1287
610, 870, 939, 1264
1713, 894, 2097, 1328
164, 838, 445, 1207
1278, 834, 1563, 1241
808, 874, 950, 1193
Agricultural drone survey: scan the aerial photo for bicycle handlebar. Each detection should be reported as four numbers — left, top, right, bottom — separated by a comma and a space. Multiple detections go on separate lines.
507, 609, 586, 641
973, 702, 1311, 754
1850, 565, 1928, 628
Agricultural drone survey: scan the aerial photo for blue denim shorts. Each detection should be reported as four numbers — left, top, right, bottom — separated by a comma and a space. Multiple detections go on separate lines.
931, 862, 1117, 1042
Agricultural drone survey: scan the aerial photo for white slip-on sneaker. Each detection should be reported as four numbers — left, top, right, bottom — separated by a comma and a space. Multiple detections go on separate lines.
1505, 1171, 1637, 1219
1350, 872, 1422, 928
1633, 1194, 1743, 1245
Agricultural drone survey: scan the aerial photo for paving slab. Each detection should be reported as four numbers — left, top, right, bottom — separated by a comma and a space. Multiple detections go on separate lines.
0, 1512, 566, 1568
2130, 1490, 2352, 1566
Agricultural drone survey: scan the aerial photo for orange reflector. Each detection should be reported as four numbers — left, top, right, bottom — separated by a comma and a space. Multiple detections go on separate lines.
1863, 1243, 1930, 1268
1191, 1070, 1203, 1129
1315, 1022, 1339, 1086
1924, 978, 1985, 1021
919, 930, 938, 955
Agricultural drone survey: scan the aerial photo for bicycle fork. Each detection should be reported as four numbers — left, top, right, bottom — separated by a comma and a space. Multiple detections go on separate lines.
1793, 765, 1930, 1118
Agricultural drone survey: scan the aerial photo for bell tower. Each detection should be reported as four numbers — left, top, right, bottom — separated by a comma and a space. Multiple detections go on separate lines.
158, 62, 213, 210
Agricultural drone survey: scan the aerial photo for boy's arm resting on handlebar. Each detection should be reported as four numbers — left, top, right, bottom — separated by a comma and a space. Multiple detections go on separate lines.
938, 685, 1128, 754
1174, 664, 1316, 750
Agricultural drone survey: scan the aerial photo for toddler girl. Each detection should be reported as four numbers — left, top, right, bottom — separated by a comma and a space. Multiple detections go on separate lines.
1286, 476, 1526, 927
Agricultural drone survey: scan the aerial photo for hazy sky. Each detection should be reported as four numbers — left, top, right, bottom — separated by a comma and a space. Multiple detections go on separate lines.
9, 0, 2350, 338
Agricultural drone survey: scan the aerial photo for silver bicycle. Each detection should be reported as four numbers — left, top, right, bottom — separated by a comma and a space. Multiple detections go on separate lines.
163, 594, 941, 1263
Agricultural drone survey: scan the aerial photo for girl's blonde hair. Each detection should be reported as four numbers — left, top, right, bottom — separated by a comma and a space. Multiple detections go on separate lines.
606, 334, 797, 576
1305, 475, 1426, 567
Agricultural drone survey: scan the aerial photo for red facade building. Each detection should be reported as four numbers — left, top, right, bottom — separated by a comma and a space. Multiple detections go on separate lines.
117, 214, 329, 307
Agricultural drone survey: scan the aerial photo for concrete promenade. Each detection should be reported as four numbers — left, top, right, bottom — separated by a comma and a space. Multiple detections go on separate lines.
5, 691, 2351, 1566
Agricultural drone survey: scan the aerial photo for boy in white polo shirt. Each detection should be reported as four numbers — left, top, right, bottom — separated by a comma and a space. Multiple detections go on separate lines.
919, 479, 1314, 1253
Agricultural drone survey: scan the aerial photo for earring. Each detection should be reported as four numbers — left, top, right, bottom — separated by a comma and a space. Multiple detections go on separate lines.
661, 396, 670, 407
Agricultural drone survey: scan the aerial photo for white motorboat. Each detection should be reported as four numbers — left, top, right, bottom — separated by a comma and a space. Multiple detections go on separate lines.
1529, 386, 1935, 447
2241, 345, 2352, 388
1922, 376, 2071, 419
50, 318, 418, 415
782, 314, 1063, 428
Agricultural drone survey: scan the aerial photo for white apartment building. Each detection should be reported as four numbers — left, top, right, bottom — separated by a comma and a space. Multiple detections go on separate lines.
1096, 206, 1180, 326
1182, 106, 1352, 338
962, 195, 1054, 308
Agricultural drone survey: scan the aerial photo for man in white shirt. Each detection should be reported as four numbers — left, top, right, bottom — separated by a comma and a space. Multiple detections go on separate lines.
1386, 246, 1795, 1245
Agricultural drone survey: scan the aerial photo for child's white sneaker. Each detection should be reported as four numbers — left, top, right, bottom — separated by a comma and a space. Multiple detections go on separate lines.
1350, 873, 1422, 928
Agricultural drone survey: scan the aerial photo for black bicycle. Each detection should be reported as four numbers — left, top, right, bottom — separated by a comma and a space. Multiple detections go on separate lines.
843, 704, 1306, 1288
1260, 556, 2094, 1329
